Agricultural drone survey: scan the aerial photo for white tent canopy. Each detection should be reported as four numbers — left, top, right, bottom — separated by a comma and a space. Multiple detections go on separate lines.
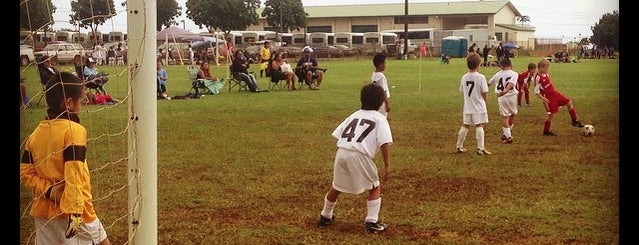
156, 26, 203, 43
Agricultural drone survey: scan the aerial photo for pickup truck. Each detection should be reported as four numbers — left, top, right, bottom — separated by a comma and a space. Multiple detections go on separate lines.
20, 45, 35, 66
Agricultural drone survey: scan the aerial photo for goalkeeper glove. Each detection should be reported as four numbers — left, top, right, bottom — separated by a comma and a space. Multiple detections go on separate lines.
45, 181, 65, 202
65, 214, 82, 239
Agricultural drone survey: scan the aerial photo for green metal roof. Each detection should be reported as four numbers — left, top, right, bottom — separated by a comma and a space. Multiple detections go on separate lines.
258, 1, 519, 18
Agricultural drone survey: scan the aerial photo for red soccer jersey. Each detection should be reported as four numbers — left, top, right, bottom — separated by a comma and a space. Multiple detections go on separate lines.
534, 73, 557, 97
518, 71, 534, 86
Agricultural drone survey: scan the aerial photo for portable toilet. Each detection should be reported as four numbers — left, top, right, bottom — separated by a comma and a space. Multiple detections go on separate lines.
441, 36, 460, 57
458, 36, 468, 57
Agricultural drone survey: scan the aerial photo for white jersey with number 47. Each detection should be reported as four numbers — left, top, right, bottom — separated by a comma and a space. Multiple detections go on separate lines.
332, 109, 393, 159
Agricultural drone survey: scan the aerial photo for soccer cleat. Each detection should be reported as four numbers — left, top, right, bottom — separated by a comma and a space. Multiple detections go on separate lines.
502, 137, 513, 144
318, 214, 334, 227
365, 221, 387, 233
501, 135, 507, 141
543, 131, 557, 136
572, 120, 585, 128
476, 149, 492, 155
456, 147, 467, 153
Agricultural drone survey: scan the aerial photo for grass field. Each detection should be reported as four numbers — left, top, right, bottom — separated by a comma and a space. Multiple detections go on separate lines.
19, 55, 619, 244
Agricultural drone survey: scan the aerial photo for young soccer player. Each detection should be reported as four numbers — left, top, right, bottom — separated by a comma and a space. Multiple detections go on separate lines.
317, 83, 393, 234
534, 59, 585, 136
517, 62, 537, 107
488, 58, 519, 143
371, 54, 391, 118
20, 72, 111, 245
456, 53, 491, 155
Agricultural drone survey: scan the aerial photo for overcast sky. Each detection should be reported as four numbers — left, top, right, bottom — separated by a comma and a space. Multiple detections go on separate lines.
48, 0, 619, 42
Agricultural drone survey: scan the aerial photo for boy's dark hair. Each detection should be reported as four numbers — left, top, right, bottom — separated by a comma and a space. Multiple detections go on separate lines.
466, 53, 482, 70
527, 62, 537, 70
373, 54, 386, 68
500, 58, 512, 67
361, 83, 385, 111
45, 72, 85, 112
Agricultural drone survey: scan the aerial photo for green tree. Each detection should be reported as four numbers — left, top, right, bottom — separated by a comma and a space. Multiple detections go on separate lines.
262, 0, 307, 35
516, 15, 530, 27
158, 0, 182, 31
590, 10, 619, 50
185, 0, 260, 34
20, 0, 56, 31
70, 0, 116, 45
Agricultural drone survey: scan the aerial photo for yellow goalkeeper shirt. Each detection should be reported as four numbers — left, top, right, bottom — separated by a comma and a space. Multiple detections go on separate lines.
20, 116, 98, 223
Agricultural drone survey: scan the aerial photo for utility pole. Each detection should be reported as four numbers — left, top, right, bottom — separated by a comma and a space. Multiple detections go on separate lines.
279, 0, 284, 43
403, 0, 409, 59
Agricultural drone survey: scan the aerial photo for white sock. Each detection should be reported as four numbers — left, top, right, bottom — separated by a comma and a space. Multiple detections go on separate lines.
321, 196, 336, 218
365, 197, 382, 223
505, 127, 512, 138
456, 127, 469, 148
476, 127, 485, 150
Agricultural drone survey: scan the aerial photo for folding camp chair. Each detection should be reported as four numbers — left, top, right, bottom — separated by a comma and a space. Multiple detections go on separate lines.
227, 66, 249, 92
187, 65, 225, 96
296, 68, 327, 90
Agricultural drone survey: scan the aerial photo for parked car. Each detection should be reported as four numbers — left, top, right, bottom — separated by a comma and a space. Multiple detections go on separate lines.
333, 44, 357, 57
312, 45, 343, 58
20, 44, 35, 66
244, 41, 300, 63
34, 42, 88, 65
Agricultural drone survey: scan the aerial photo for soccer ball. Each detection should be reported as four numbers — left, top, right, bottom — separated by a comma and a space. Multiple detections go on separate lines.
581, 124, 595, 136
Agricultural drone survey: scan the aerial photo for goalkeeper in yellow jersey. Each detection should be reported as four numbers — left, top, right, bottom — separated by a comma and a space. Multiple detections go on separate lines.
20, 72, 111, 245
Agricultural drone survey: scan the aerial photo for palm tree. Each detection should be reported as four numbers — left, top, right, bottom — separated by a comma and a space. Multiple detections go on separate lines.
516, 15, 530, 27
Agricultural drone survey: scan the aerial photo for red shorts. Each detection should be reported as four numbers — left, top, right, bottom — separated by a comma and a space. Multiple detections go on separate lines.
543, 92, 571, 114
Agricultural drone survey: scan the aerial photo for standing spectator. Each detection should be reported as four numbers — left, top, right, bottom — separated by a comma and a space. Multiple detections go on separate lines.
295, 46, 324, 90
488, 58, 519, 144
157, 61, 170, 99
188, 44, 195, 65
317, 83, 393, 234
231, 49, 262, 93
495, 42, 503, 61
226, 36, 234, 64
259, 41, 272, 77
93, 42, 105, 66
107, 46, 116, 66
534, 59, 585, 136
468, 43, 477, 54
20, 77, 30, 109
516, 62, 537, 107
20, 72, 112, 245
455, 53, 491, 155
167, 48, 174, 65
370, 54, 391, 118
482, 44, 492, 66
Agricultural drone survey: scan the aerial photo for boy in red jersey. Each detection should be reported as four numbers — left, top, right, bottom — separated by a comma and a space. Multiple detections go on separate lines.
517, 62, 536, 107
534, 59, 585, 136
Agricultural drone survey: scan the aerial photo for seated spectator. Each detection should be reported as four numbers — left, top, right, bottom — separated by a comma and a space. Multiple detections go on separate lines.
38, 55, 59, 85
85, 91, 121, 105
270, 52, 296, 90
193, 62, 224, 96
295, 46, 324, 90
83, 57, 109, 94
231, 49, 262, 93
157, 61, 170, 99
